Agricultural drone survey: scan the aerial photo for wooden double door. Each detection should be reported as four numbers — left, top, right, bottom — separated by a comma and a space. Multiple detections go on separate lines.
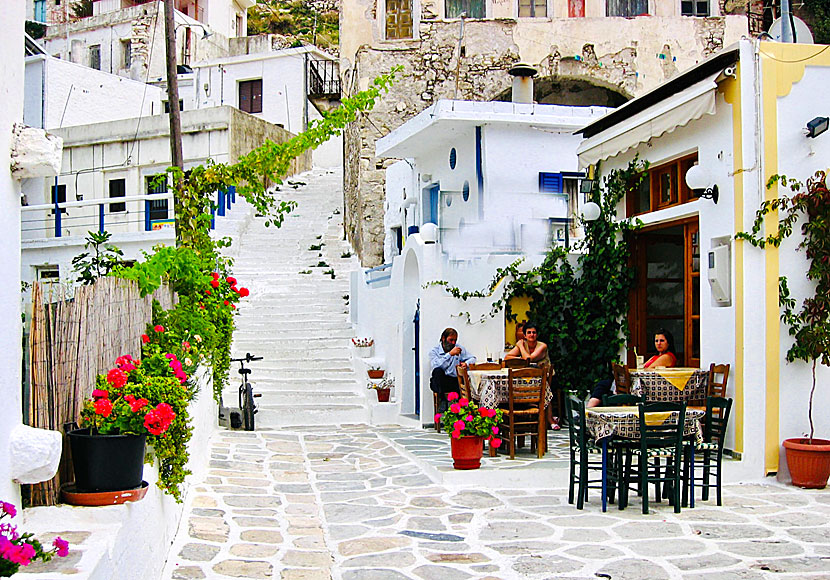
628, 219, 700, 368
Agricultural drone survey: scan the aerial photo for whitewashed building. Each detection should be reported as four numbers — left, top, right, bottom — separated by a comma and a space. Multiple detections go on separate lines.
575, 39, 830, 482
189, 45, 343, 168
350, 93, 608, 424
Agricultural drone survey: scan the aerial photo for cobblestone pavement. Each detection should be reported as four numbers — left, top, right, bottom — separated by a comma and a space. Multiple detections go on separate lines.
161, 424, 830, 580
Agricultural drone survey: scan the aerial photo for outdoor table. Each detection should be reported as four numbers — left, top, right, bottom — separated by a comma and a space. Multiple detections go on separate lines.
629, 367, 708, 403
585, 405, 706, 511
468, 368, 551, 409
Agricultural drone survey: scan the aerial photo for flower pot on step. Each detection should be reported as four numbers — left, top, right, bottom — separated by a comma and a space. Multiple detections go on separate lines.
368, 369, 385, 379
68, 428, 147, 493
783, 437, 830, 489
450, 435, 484, 470
376, 387, 391, 403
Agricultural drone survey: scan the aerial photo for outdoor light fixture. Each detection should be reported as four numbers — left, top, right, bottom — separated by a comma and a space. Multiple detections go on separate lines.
175, 22, 213, 39
580, 178, 595, 194
806, 116, 829, 139
685, 163, 719, 204
580, 201, 601, 222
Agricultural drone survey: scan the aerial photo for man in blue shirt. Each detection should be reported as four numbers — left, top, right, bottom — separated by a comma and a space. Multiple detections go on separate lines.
429, 327, 476, 412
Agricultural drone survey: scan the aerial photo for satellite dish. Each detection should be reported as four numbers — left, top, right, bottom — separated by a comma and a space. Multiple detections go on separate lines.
768, 16, 814, 44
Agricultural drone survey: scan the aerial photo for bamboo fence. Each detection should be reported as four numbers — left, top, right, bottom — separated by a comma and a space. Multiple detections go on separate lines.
26, 277, 174, 506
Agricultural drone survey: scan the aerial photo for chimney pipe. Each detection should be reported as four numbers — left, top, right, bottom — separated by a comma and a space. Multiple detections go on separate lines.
508, 62, 537, 104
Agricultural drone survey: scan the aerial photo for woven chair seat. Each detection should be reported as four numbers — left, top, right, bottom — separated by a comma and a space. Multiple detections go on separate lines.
695, 442, 719, 451
631, 446, 677, 458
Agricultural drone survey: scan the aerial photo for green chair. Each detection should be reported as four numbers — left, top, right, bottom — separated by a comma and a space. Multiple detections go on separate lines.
565, 395, 604, 509
684, 396, 732, 507
602, 393, 645, 406
620, 402, 687, 514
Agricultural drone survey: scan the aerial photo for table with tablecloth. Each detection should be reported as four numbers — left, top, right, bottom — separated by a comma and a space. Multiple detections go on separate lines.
468, 369, 550, 409
629, 368, 708, 403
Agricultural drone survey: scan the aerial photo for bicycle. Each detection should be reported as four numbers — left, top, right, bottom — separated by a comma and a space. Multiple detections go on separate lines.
230, 353, 263, 431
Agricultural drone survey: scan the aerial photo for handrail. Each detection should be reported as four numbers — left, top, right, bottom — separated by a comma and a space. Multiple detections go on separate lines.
21, 192, 173, 212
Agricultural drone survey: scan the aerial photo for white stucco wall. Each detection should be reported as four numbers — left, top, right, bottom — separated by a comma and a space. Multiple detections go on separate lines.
24, 54, 165, 130
0, 0, 25, 504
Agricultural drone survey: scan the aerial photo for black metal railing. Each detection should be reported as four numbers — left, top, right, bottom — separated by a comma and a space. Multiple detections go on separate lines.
308, 58, 341, 98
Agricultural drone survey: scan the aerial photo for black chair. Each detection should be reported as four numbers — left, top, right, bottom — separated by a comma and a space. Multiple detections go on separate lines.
565, 395, 605, 509
602, 393, 645, 406
684, 397, 732, 507
620, 402, 687, 514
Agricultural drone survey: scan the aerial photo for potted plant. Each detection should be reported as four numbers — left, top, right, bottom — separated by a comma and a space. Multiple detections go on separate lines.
352, 337, 374, 358
436, 393, 504, 469
68, 342, 194, 503
1, 501, 69, 576
367, 376, 394, 402
367, 365, 385, 379
737, 170, 830, 488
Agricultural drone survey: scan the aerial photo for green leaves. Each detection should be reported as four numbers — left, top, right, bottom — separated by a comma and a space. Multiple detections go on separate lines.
71, 231, 125, 285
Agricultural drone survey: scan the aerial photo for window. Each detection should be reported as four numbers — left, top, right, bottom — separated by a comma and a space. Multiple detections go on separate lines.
519, 0, 546, 17
50, 184, 66, 214
606, 0, 648, 17
36, 266, 60, 285
89, 45, 101, 70
445, 0, 485, 19
163, 99, 184, 113
34, 0, 46, 22
146, 175, 169, 222
109, 178, 126, 212
122, 40, 132, 68
681, 0, 709, 16
386, 0, 414, 39
236, 13, 244, 37
626, 153, 698, 217
238, 79, 263, 114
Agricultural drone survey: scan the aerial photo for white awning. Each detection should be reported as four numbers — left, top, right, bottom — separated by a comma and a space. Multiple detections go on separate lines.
577, 72, 720, 168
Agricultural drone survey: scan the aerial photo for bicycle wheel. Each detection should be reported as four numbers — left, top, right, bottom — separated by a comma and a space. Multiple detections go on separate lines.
241, 382, 255, 431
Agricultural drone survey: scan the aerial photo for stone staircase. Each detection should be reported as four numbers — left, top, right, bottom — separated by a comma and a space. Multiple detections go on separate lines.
218, 168, 368, 426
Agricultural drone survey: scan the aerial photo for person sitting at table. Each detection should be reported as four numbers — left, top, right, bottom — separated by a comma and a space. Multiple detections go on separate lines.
505, 322, 549, 366
429, 327, 476, 412
586, 328, 678, 408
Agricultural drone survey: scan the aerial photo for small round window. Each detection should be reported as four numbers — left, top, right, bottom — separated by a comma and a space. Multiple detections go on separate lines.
462, 181, 470, 201
449, 148, 457, 170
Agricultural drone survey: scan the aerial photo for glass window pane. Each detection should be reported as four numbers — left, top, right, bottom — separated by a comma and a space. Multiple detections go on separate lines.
691, 230, 700, 273
692, 275, 700, 314
646, 240, 683, 278
647, 282, 684, 316
692, 318, 700, 359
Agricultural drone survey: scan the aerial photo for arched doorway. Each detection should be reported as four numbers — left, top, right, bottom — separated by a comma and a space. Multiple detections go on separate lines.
492, 76, 630, 107
401, 250, 420, 416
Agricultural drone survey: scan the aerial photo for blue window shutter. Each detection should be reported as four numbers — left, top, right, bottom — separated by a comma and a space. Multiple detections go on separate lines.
539, 172, 563, 193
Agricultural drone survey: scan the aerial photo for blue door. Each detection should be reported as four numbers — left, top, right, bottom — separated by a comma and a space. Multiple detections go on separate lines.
413, 300, 420, 416
424, 185, 439, 226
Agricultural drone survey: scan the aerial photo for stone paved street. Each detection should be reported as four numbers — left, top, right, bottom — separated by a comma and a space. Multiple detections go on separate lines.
161, 424, 830, 580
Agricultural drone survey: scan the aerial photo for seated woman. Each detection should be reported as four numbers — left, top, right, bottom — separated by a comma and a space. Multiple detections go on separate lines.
587, 328, 677, 408
505, 322, 549, 366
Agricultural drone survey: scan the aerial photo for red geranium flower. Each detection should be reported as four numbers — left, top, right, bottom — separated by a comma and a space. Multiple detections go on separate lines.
223, 300, 229, 306
154, 325, 164, 333
211, 272, 219, 280
226, 277, 237, 285
94, 398, 113, 417
238, 287, 250, 297
92, 389, 109, 399
446, 392, 459, 401
141, 334, 149, 344
210, 279, 220, 288
205, 289, 212, 295
106, 368, 127, 389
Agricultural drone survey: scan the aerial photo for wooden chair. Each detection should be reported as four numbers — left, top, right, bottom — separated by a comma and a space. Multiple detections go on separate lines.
683, 396, 733, 507
619, 402, 687, 514
498, 368, 547, 459
707, 363, 730, 399
455, 365, 472, 400
469, 362, 501, 371
565, 395, 604, 509
543, 364, 564, 428
433, 392, 441, 432
611, 363, 632, 395
504, 358, 530, 369
602, 393, 645, 406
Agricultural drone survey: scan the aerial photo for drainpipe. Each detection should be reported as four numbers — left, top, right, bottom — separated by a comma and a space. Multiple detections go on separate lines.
780, 0, 795, 43
453, 13, 466, 99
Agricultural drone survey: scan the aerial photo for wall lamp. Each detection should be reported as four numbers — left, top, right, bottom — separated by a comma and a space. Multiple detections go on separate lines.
684, 163, 719, 204
175, 22, 213, 39
806, 116, 829, 139
580, 201, 601, 222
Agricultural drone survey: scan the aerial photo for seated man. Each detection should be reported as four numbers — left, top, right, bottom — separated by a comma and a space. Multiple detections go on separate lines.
429, 327, 476, 412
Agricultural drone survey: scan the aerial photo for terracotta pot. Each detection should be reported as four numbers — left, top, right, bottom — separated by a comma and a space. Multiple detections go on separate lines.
368, 370, 385, 379
450, 435, 484, 470
376, 388, 391, 402
783, 438, 830, 489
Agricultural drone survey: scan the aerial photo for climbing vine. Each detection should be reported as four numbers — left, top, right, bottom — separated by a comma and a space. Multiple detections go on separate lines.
427, 157, 647, 396
736, 170, 830, 441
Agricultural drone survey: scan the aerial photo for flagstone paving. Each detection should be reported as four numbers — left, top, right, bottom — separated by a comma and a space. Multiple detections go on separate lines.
161, 423, 830, 580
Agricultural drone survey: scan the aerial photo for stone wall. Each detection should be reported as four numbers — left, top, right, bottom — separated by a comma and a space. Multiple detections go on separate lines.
342, 14, 748, 266
228, 107, 312, 176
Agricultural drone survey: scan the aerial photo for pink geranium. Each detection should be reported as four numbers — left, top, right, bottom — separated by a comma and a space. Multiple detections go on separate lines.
447, 392, 459, 401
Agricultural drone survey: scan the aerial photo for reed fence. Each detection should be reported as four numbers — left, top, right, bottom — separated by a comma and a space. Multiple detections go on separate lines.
26, 277, 174, 506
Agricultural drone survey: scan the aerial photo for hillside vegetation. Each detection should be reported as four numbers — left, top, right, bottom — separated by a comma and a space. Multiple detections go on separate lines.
248, 0, 339, 53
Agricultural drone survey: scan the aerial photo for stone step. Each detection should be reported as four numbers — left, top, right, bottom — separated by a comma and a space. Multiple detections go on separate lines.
253, 404, 369, 427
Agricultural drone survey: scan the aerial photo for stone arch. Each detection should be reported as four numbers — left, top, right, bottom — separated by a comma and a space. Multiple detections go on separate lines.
491, 74, 631, 107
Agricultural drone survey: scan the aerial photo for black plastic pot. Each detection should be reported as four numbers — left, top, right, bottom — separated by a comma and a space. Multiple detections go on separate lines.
68, 428, 146, 492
